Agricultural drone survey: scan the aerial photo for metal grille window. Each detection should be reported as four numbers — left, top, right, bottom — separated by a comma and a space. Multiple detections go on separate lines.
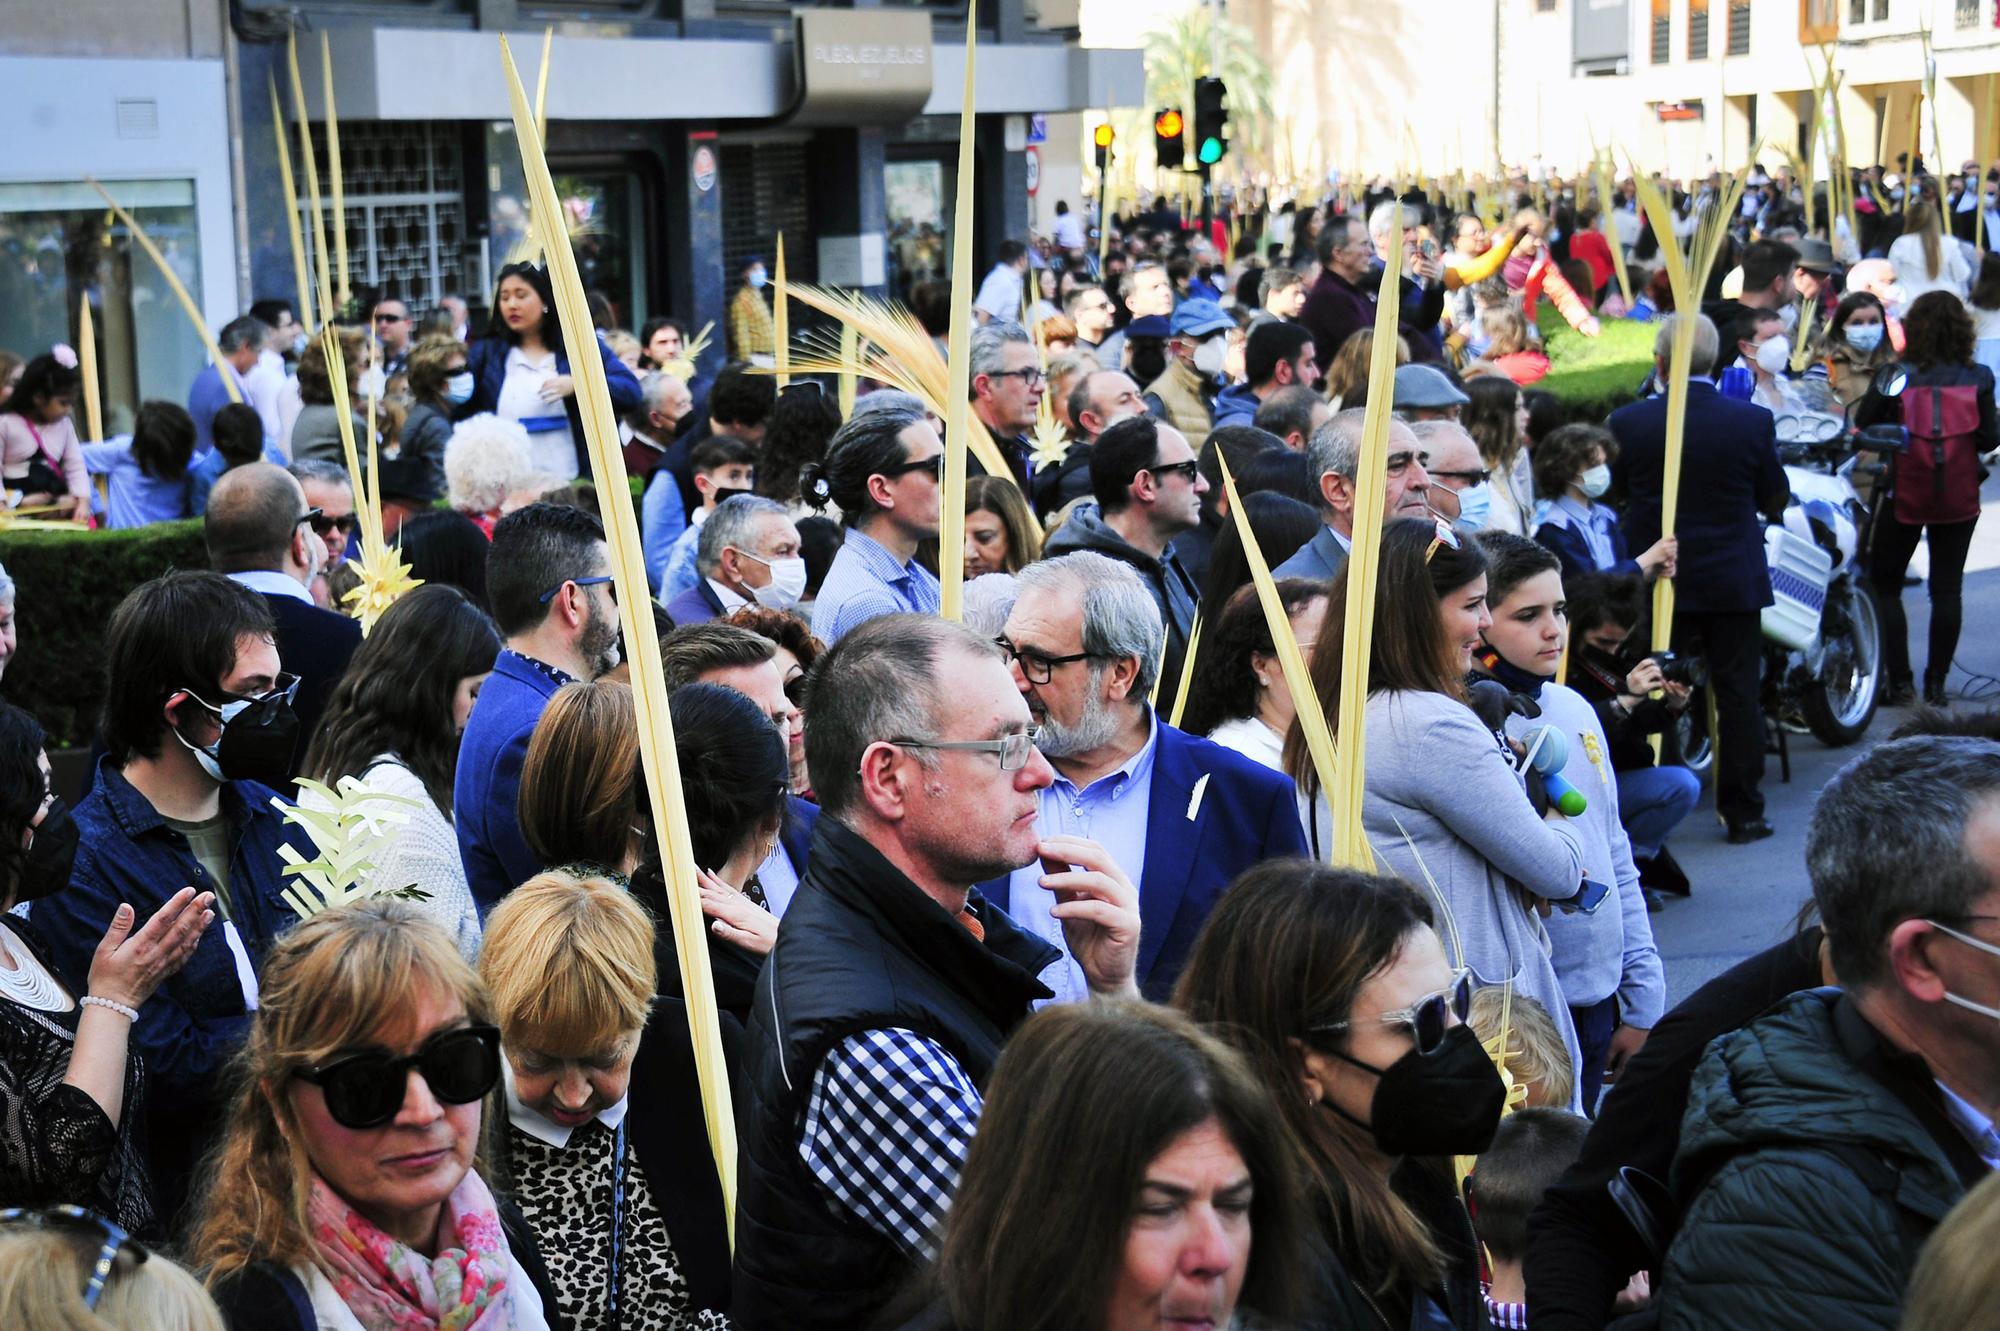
1957, 0, 1981, 25
1688, 0, 1710, 57
304, 121, 466, 314
1849, 0, 1865, 19
720, 141, 817, 293
1729, 0, 1751, 52
1653, 0, 1672, 61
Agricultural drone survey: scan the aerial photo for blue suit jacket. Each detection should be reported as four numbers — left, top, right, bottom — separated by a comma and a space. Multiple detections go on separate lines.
980, 722, 1308, 1001
455, 650, 570, 913
664, 579, 726, 628
1609, 381, 1787, 614
780, 795, 817, 880
1533, 512, 1637, 584
261, 593, 361, 779
1272, 525, 1349, 585
461, 332, 643, 478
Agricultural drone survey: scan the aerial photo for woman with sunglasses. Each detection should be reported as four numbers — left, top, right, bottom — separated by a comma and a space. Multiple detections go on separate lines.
1287, 518, 1588, 1103
299, 585, 500, 962
721, 606, 824, 798
1173, 862, 1504, 1331
480, 870, 731, 1330
0, 1206, 224, 1330
194, 900, 563, 1330
801, 393, 944, 645
0, 701, 213, 1238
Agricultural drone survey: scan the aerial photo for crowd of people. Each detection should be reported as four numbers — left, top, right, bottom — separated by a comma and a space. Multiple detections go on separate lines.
0, 153, 1997, 1331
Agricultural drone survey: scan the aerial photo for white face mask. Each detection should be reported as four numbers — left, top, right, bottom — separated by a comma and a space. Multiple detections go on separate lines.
1193, 335, 1229, 376
1579, 464, 1612, 499
1755, 336, 1792, 376
444, 371, 475, 404
740, 551, 808, 611
1927, 920, 2000, 1022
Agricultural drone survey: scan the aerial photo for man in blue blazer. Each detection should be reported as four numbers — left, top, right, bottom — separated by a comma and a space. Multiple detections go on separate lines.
1610, 313, 1789, 843
984, 552, 1307, 1002
456, 503, 624, 912
1274, 407, 1435, 585
204, 463, 360, 780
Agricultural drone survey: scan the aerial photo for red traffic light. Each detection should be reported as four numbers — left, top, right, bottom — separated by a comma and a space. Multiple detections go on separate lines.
1154, 109, 1184, 139
1093, 123, 1115, 149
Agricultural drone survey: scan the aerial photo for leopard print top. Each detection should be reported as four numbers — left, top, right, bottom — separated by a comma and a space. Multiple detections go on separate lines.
506, 1118, 730, 1331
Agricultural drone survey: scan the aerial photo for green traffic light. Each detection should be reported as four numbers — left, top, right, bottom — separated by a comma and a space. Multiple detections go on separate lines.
1197, 137, 1223, 165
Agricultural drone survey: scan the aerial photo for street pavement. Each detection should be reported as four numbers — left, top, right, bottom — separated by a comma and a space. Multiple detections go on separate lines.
1650, 469, 2000, 1007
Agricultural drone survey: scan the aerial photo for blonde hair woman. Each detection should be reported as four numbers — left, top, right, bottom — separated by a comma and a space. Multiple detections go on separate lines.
481, 870, 732, 1329
0, 1214, 223, 1331
1888, 198, 1971, 309
191, 901, 563, 1329
1900, 1168, 2000, 1331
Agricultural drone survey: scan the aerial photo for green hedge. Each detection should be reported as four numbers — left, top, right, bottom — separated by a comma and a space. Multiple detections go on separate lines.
1535, 307, 1659, 424
0, 520, 209, 748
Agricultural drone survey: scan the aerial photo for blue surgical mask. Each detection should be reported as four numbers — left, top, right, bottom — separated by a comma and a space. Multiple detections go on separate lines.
444, 371, 475, 405
1844, 323, 1885, 353
1579, 464, 1612, 499
1453, 480, 1492, 532
747, 267, 769, 290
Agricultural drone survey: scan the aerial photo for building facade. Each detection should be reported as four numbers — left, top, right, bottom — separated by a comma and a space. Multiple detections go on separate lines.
0, 0, 1141, 427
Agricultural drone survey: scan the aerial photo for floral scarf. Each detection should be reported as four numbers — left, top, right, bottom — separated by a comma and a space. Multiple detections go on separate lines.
307, 1170, 516, 1331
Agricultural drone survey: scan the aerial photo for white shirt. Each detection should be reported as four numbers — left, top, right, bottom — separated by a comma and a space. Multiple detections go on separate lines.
504, 1059, 631, 1149
498, 345, 577, 479
1206, 715, 1284, 772
243, 350, 289, 443
227, 568, 312, 604
1052, 212, 1086, 251
973, 263, 1026, 322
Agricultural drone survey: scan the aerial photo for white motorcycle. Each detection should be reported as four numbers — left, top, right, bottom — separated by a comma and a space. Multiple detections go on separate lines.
1672, 367, 1909, 772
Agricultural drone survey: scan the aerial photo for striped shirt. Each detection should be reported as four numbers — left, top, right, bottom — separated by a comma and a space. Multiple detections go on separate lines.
810, 529, 942, 644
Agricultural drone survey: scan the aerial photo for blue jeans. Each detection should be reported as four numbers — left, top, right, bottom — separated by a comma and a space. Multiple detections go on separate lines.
1617, 764, 1702, 861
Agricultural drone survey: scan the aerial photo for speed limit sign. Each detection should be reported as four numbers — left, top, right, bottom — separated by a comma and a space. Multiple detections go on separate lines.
1024, 145, 1040, 196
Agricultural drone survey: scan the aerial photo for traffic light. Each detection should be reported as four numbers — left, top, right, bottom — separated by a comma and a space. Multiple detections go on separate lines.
1093, 122, 1114, 176
1154, 108, 1186, 170
1193, 77, 1229, 166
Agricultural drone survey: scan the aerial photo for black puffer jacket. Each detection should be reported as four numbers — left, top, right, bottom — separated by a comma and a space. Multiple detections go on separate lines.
1643, 988, 1988, 1331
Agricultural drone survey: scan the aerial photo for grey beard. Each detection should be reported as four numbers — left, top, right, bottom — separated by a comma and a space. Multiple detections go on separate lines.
1036, 671, 1122, 758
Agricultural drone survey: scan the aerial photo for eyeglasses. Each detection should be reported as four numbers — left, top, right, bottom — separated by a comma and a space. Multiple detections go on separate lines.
880, 454, 944, 482
1429, 467, 1490, 485
1311, 968, 1473, 1056
310, 511, 359, 540
295, 1024, 502, 1130
1148, 460, 1201, 484
995, 636, 1110, 685
0, 1206, 149, 1309
537, 574, 618, 605
886, 727, 1042, 772
987, 367, 1048, 387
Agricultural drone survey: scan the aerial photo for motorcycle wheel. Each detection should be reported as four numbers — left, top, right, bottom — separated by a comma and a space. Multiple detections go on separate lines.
1802, 581, 1883, 746
1666, 692, 1713, 776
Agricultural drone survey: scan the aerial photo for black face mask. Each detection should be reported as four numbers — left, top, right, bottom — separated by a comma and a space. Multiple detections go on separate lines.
1326, 1023, 1506, 1157
174, 680, 302, 790
14, 796, 78, 904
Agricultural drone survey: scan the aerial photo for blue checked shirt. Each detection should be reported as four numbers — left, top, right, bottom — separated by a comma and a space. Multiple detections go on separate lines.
799, 1026, 983, 1258
810, 529, 942, 644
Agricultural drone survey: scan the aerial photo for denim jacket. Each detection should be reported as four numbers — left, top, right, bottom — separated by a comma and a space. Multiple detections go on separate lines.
28, 761, 310, 1154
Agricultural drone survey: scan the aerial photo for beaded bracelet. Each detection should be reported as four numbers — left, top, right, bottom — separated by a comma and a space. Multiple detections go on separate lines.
79, 996, 139, 1022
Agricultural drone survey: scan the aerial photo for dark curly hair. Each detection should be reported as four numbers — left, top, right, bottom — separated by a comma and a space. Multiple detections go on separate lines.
0, 354, 80, 421
720, 606, 825, 678
1532, 422, 1617, 499
0, 701, 47, 907
757, 382, 843, 505
1178, 579, 1327, 738
1901, 289, 1977, 370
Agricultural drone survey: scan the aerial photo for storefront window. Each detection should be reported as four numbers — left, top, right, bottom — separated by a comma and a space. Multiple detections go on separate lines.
483, 125, 647, 329
885, 159, 947, 302
0, 180, 203, 439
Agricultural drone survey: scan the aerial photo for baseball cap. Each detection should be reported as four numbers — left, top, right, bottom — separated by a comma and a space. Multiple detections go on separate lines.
1170, 298, 1234, 338
1392, 363, 1470, 411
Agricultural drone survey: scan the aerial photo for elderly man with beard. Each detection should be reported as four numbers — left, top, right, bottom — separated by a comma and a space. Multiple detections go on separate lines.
455, 503, 624, 912
985, 551, 1307, 1002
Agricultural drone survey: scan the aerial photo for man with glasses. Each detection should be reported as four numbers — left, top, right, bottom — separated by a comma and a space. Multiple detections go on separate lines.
369, 296, 415, 384
986, 553, 1306, 1004
811, 396, 945, 644
1047, 415, 1206, 714
1638, 735, 2000, 1330
456, 503, 622, 912
31, 570, 315, 1224
733, 614, 1140, 1329
968, 322, 1044, 492
1275, 407, 1434, 583
203, 463, 359, 777
1409, 420, 1492, 531
287, 460, 357, 606
1063, 282, 1116, 357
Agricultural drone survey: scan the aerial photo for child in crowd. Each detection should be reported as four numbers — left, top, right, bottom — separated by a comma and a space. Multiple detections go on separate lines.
1470, 1107, 1592, 1329
658, 435, 758, 601
1470, 987, 1576, 1110
1532, 423, 1677, 583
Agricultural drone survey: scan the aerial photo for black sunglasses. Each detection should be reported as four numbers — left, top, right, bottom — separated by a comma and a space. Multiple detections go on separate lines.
295, 1025, 502, 1130
1148, 460, 1201, 483
0, 1206, 147, 1309
881, 454, 944, 481
783, 673, 810, 708
310, 511, 359, 539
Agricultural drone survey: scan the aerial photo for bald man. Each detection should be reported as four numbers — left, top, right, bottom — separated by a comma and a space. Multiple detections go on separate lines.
203, 462, 361, 775
1409, 420, 1490, 529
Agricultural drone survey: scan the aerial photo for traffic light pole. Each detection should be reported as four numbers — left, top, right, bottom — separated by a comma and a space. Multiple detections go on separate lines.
1199, 162, 1212, 235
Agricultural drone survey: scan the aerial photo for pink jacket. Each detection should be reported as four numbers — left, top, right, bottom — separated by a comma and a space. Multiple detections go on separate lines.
0, 413, 88, 498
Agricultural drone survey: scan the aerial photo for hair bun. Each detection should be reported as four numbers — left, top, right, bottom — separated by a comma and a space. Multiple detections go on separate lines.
799, 462, 833, 510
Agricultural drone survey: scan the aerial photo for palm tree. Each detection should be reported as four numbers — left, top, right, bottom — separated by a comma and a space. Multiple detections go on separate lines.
1141, 6, 1277, 176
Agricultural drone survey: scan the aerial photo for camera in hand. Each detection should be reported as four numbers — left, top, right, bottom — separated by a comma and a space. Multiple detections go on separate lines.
1646, 650, 1709, 689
